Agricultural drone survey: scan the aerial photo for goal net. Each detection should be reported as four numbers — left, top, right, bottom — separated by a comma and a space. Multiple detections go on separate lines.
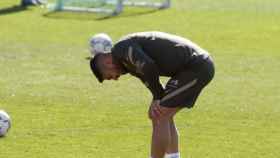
47, 0, 170, 15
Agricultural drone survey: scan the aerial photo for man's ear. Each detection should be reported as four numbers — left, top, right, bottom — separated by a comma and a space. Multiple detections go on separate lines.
103, 55, 115, 70
105, 54, 114, 64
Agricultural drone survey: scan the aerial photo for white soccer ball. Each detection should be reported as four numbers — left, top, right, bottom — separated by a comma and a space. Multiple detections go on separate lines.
0, 110, 11, 137
89, 33, 113, 57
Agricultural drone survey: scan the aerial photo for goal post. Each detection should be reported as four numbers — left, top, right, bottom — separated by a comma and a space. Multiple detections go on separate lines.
47, 0, 170, 15
122, 0, 170, 9
47, 0, 123, 15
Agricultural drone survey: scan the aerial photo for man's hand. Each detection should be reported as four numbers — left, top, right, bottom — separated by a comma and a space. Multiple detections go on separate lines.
148, 100, 166, 120
148, 100, 182, 121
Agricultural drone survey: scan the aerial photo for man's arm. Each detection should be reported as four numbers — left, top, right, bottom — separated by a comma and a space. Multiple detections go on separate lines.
113, 40, 164, 100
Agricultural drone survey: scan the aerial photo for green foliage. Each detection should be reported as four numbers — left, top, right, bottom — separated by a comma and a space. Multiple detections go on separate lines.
0, 0, 279, 158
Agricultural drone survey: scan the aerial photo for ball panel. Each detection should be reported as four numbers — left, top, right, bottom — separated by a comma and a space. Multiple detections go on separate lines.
0, 110, 11, 137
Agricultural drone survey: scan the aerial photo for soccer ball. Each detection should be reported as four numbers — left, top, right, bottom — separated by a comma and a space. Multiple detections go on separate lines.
0, 110, 11, 137
89, 33, 113, 57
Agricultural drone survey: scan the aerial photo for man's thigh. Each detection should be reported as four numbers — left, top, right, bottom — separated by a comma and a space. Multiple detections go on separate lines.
160, 70, 198, 108
160, 64, 214, 108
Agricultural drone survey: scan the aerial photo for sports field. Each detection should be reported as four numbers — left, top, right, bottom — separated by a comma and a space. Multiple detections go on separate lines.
0, 0, 279, 157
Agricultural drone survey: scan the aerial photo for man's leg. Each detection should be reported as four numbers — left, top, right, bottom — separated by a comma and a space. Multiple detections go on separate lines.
150, 107, 181, 158
166, 119, 179, 153
151, 118, 171, 158
165, 119, 180, 158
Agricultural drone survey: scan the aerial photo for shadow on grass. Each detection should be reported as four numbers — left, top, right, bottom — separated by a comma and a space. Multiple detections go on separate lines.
43, 7, 161, 21
0, 5, 28, 16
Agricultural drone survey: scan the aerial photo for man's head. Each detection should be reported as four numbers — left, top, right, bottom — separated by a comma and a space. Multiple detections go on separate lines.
90, 53, 124, 82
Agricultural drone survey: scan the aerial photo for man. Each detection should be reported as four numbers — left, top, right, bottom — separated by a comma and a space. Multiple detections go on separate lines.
89, 31, 215, 158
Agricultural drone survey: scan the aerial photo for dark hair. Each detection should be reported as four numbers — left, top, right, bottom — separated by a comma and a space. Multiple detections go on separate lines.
89, 54, 103, 83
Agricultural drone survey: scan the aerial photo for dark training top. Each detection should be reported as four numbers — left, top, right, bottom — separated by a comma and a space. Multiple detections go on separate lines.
111, 31, 210, 100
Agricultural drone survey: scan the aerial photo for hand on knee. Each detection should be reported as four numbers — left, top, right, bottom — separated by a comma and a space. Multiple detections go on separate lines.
148, 103, 178, 121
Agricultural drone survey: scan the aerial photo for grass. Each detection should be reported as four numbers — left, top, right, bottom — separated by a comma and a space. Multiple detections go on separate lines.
0, 0, 280, 157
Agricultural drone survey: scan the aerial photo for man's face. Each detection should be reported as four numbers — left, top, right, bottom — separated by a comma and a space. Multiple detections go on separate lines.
102, 68, 121, 80
100, 57, 123, 81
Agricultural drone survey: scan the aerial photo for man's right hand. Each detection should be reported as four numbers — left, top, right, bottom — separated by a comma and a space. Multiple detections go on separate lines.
148, 100, 163, 120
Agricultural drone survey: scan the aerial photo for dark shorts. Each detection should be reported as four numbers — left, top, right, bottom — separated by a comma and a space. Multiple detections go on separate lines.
160, 56, 215, 108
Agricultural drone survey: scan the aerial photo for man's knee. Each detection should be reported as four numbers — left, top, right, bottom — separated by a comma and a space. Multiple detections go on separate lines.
148, 105, 181, 122
150, 114, 173, 123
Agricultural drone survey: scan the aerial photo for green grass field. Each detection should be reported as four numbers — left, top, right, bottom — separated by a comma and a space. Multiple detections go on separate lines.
0, 0, 279, 157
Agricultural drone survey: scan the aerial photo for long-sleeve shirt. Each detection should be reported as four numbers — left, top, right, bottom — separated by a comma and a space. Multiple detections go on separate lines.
111, 31, 209, 100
